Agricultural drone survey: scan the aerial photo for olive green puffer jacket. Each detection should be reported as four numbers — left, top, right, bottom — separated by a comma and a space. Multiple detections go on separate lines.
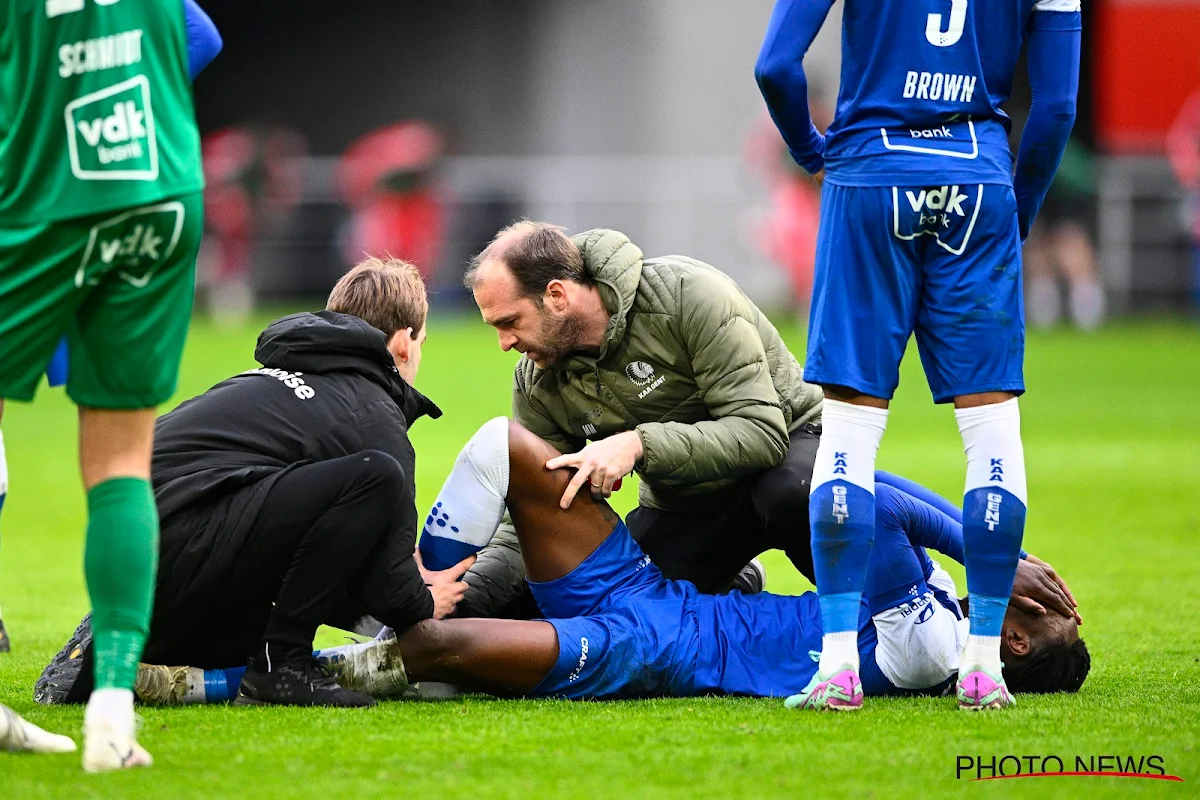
512, 229, 822, 512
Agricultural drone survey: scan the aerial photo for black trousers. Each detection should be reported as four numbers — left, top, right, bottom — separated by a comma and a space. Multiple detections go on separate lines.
66, 451, 406, 698
627, 425, 821, 592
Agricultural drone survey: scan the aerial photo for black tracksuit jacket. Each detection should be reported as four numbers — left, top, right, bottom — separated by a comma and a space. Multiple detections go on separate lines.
150, 310, 440, 635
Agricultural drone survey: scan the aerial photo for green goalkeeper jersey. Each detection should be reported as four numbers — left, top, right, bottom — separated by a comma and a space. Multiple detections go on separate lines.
0, 0, 203, 225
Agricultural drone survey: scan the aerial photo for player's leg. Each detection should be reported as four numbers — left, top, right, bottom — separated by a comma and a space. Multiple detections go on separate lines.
396, 618, 559, 694
796, 185, 916, 709
76, 408, 159, 767
230, 453, 409, 708
916, 184, 1027, 710
417, 417, 619, 585
753, 424, 821, 582
69, 194, 202, 769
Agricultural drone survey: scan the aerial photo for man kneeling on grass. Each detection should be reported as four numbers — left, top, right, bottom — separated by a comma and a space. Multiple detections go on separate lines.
37, 257, 473, 709
45, 420, 1090, 706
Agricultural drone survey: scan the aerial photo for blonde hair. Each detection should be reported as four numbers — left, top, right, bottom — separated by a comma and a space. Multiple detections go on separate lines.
326, 256, 428, 338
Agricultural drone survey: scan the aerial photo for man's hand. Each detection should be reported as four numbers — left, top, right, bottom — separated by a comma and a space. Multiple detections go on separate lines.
415, 551, 474, 620
1011, 555, 1082, 624
545, 430, 642, 509
1023, 553, 1082, 623
813, 168, 825, 186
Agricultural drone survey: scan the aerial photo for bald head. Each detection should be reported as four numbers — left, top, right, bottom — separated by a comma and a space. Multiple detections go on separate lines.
464, 220, 586, 301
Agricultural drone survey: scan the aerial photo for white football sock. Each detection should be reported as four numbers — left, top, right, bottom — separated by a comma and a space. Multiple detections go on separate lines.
418, 417, 510, 569
962, 635, 1004, 675
84, 688, 134, 728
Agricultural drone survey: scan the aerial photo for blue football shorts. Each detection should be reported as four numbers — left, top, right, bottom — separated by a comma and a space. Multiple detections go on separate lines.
526, 522, 963, 700
527, 522, 700, 700
805, 182, 1025, 403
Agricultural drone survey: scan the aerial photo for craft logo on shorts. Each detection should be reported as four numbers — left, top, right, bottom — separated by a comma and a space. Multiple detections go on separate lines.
567, 637, 590, 683
64, 75, 158, 180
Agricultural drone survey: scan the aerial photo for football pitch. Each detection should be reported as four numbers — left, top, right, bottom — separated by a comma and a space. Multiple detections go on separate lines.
1, 311, 1197, 798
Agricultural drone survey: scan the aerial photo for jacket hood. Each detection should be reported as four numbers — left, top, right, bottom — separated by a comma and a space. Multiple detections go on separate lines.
571, 228, 643, 362
254, 310, 442, 424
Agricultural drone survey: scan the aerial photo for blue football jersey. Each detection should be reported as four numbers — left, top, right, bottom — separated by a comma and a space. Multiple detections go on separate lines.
824, 0, 1081, 187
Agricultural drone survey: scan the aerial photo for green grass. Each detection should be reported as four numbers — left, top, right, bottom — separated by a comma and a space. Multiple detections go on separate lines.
1, 312, 1198, 798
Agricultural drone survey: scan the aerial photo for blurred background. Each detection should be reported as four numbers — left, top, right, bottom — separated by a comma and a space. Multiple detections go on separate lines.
188, 0, 1200, 330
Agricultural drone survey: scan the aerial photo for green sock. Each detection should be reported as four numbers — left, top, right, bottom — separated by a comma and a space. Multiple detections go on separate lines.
85, 477, 159, 691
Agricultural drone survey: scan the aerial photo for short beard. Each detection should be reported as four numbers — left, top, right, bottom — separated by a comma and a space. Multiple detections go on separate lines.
535, 311, 591, 367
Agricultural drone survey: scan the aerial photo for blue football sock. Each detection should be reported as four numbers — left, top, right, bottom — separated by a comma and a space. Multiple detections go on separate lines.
957, 399, 1028, 671
809, 399, 888, 674
962, 486, 1026, 638
812, 481, 878, 632
201, 667, 246, 702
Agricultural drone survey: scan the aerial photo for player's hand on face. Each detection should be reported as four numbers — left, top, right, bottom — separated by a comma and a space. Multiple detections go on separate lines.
416, 551, 474, 619
1023, 554, 1082, 624
545, 430, 642, 509
1011, 556, 1080, 623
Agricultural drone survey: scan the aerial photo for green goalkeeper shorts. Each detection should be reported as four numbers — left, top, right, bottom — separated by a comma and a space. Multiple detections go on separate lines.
0, 192, 202, 409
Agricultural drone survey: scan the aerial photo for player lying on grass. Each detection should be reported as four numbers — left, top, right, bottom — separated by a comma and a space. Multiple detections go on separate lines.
46, 420, 1088, 706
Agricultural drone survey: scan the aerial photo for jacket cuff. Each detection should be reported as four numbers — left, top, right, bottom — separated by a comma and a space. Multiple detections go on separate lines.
633, 425, 653, 472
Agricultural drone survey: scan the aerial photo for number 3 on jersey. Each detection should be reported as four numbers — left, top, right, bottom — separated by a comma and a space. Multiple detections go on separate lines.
926, 0, 967, 47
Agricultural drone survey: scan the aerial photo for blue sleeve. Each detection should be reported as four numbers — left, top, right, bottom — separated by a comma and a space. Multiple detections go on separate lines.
1013, 11, 1081, 240
875, 473, 1026, 560
876, 483, 966, 565
45, 338, 69, 387
865, 484, 933, 614
183, 0, 223, 79
874, 470, 962, 524
754, 0, 835, 175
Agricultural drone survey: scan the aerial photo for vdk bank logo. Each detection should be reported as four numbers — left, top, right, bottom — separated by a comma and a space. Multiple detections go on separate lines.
64, 75, 158, 180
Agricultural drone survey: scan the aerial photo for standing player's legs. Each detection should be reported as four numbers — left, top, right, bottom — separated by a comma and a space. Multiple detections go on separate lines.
917, 184, 1027, 710
67, 195, 202, 765
76, 408, 159, 759
795, 185, 917, 709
